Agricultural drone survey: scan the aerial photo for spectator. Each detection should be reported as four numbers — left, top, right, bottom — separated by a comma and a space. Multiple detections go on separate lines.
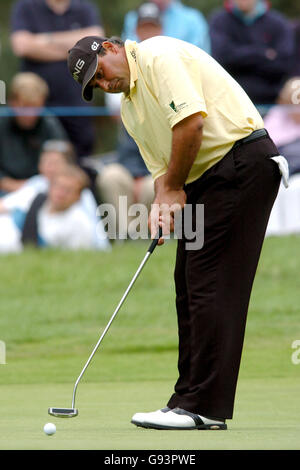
10, 0, 104, 159
0, 72, 67, 194
135, 2, 163, 41
123, 0, 211, 53
0, 139, 110, 251
209, 0, 295, 104
0, 165, 102, 253
97, 125, 155, 240
264, 77, 300, 176
0, 139, 76, 213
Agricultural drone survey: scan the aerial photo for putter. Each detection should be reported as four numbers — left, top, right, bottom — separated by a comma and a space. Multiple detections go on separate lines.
48, 227, 163, 418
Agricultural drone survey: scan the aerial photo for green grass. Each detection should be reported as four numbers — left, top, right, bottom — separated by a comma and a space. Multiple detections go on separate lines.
0, 236, 299, 450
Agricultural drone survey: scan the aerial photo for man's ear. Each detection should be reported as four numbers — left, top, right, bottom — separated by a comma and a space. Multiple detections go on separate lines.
102, 41, 117, 53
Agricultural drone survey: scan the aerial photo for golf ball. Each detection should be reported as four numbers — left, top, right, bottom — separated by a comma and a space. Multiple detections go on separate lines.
43, 422, 56, 436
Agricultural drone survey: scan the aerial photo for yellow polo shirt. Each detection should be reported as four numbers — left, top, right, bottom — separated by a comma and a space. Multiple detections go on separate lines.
121, 36, 264, 184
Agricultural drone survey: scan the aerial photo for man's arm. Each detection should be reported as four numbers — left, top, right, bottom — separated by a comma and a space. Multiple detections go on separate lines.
149, 112, 204, 243
0, 177, 27, 193
165, 112, 204, 190
11, 26, 104, 62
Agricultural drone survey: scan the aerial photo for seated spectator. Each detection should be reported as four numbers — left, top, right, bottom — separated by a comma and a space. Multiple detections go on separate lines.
97, 126, 155, 240
209, 0, 295, 104
10, 0, 104, 159
0, 165, 105, 253
264, 77, 300, 176
0, 72, 67, 194
0, 139, 76, 207
0, 139, 109, 250
123, 0, 211, 52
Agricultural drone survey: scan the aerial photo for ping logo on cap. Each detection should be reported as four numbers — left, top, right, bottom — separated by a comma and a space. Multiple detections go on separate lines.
73, 58, 85, 81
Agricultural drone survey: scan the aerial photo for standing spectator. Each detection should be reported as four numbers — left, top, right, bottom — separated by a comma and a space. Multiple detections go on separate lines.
123, 0, 211, 53
135, 2, 163, 41
209, 0, 295, 104
10, 0, 104, 159
0, 72, 67, 194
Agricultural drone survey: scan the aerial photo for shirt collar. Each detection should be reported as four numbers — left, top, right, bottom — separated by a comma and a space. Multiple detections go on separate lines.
124, 40, 138, 95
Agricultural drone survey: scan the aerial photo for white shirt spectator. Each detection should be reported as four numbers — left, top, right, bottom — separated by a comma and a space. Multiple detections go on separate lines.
37, 200, 96, 250
0, 174, 110, 251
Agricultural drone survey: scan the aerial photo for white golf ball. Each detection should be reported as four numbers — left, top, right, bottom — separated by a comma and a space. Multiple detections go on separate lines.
43, 422, 56, 436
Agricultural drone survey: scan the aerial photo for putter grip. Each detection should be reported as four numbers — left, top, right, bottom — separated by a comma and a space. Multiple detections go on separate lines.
148, 226, 163, 254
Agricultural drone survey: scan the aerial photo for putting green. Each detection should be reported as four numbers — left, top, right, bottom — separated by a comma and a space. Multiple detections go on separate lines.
0, 378, 299, 450
0, 238, 299, 450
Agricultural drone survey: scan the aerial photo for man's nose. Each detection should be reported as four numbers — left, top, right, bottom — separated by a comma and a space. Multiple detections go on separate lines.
98, 78, 110, 91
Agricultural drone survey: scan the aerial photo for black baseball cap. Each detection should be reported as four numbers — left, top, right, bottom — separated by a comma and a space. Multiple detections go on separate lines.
137, 2, 162, 25
68, 36, 106, 102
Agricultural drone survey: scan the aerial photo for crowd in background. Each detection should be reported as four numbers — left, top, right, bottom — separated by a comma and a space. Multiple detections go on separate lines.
0, 0, 300, 252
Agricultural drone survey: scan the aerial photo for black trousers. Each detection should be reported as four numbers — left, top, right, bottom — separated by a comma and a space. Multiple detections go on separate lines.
167, 134, 281, 419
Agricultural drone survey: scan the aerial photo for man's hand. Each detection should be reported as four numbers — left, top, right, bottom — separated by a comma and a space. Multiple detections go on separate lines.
149, 181, 186, 245
148, 112, 203, 245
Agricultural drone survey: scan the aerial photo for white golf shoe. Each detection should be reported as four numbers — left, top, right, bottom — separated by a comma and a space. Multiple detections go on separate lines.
131, 407, 227, 430
131, 407, 171, 427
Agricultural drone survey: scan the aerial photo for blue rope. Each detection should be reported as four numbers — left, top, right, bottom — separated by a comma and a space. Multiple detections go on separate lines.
0, 105, 274, 117
0, 106, 113, 117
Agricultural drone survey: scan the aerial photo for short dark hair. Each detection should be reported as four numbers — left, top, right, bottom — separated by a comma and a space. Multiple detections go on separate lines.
98, 36, 125, 56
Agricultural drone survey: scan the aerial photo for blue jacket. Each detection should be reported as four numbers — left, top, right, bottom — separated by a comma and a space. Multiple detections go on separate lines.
209, 0, 295, 104
122, 0, 211, 53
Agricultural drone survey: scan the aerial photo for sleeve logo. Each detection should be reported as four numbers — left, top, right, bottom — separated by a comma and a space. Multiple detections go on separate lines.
169, 101, 188, 113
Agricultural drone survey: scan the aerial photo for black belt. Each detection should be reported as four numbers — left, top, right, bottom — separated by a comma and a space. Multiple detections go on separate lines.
233, 128, 268, 149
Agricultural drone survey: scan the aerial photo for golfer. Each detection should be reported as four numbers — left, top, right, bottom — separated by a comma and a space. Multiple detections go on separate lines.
68, 35, 287, 430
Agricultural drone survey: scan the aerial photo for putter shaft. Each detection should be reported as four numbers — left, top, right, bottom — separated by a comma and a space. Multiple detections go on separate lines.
48, 229, 162, 417
71, 250, 152, 409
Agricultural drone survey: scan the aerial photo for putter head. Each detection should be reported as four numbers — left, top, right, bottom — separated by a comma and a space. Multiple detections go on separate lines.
48, 407, 78, 418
